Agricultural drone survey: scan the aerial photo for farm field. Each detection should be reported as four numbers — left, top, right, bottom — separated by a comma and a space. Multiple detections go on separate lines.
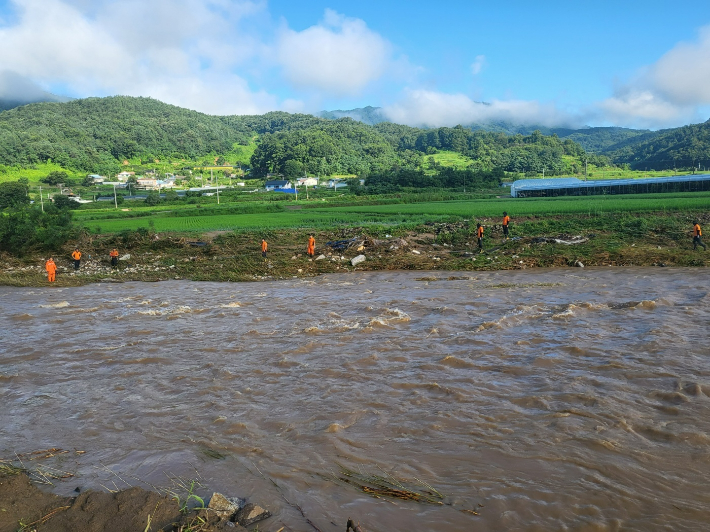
76, 191, 710, 234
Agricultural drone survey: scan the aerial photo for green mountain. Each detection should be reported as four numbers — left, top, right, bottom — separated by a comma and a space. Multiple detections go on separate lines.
317, 106, 653, 153
1, 95, 708, 181
605, 119, 710, 170
319, 106, 386, 125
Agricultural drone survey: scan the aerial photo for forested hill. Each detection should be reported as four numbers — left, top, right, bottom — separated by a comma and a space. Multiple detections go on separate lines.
317, 107, 654, 153
0, 95, 708, 177
0, 96, 590, 177
604, 120, 710, 170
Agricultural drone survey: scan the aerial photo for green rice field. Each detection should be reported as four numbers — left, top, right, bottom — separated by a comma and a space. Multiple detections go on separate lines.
77, 191, 710, 234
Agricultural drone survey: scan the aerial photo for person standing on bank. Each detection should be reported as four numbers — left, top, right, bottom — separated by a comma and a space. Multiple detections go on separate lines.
109, 248, 119, 268
261, 239, 268, 259
502, 212, 510, 241
476, 223, 484, 253
71, 248, 82, 270
693, 220, 707, 250
45, 257, 57, 282
307, 235, 315, 258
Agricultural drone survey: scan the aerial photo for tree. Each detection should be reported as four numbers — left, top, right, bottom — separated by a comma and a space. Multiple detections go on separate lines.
144, 191, 161, 206
164, 190, 179, 202
283, 159, 303, 179
0, 181, 30, 209
52, 195, 81, 210
42, 171, 69, 186
216, 156, 226, 165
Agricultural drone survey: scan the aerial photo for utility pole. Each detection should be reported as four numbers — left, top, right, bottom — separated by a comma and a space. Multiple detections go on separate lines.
542, 167, 545, 178
113, 184, 118, 209
584, 159, 588, 181
217, 184, 220, 204
39, 186, 44, 212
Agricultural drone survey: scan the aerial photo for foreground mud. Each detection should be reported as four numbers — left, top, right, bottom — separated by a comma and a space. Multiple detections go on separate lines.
0, 472, 271, 532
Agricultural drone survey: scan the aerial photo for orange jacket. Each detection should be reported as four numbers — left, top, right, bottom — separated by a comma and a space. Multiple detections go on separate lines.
307, 236, 315, 249
261, 240, 268, 252
109, 249, 119, 258
477, 226, 484, 238
72, 250, 81, 260
45, 260, 56, 273
694, 224, 702, 237
503, 215, 510, 226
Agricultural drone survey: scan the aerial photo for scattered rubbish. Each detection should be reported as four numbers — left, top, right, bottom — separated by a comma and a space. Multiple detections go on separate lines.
118, 254, 131, 261
188, 241, 208, 247
315, 254, 326, 261
351, 255, 366, 266
412, 249, 421, 255
575, 260, 584, 268
326, 238, 360, 251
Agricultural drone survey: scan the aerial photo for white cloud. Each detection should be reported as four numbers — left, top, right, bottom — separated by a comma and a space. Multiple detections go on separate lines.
471, 55, 486, 76
382, 89, 578, 128
651, 25, 710, 106
593, 25, 710, 128
0, 0, 289, 114
596, 89, 697, 129
275, 9, 393, 96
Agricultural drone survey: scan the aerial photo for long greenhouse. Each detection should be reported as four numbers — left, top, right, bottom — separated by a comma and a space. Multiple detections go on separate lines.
510, 174, 710, 198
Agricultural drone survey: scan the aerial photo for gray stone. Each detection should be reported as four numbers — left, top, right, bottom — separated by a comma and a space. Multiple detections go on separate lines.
350, 254, 366, 266
235, 503, 271, 527
315, 254, 326, 261
119, 254, 131, 261
208, 492, 240, 518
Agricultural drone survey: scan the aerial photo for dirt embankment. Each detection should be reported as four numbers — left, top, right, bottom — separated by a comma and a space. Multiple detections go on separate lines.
0, 217, 707, 287
0, 472, 272, 532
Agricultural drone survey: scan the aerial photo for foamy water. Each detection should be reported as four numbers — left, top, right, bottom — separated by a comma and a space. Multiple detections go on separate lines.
1, 268, 709, 531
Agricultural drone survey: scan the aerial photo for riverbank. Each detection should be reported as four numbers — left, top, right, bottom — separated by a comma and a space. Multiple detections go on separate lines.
1, 212, 707, 287
0, 469, 274, 532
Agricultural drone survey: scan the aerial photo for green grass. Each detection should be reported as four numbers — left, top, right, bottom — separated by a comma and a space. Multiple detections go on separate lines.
76, 191, 710, 234
428, 150, 475, 168
0, 162, 85, 185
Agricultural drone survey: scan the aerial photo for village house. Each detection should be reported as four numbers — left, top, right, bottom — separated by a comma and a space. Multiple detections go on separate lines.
265, 180, 291, 191
136, 178, 158, 190
297, 177, 318, 187
116, 171, 135, 181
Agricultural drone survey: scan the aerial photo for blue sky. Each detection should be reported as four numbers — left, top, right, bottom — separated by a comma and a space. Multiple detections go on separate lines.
1, 0, 710, 129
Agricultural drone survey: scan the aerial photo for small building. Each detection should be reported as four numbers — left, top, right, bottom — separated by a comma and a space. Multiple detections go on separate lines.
265, 180, 291, 191
297, 177, 318, 187
327, 179, 348, 188
116, 171, 135, 181
136, 178, 158, 190
88, 174, 105, 183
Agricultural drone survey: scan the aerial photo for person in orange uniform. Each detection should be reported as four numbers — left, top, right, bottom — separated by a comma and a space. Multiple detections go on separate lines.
307, 235, 315, 258
109, 248, 119, 268
693, 220, 707, 251
502, 211, 510, 241
261, 239, 268, 259
45, 257, 57, 282
476, 223, 484, 252
71, 248, 82, 270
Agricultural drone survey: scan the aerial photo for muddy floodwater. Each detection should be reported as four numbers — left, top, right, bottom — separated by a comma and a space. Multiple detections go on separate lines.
1, 268, 710, 531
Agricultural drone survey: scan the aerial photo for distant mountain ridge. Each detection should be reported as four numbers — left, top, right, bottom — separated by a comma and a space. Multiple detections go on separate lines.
0, 71, 73, 112
318, 106, 656, 153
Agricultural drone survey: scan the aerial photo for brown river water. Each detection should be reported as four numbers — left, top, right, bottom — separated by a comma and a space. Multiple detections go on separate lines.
1, 268, 709, 531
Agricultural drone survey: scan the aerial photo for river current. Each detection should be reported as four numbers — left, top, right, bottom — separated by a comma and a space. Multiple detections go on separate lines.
1, 268, 709, 531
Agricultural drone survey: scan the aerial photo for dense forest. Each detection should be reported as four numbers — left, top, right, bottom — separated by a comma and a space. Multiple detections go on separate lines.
0, 96, 709, 182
